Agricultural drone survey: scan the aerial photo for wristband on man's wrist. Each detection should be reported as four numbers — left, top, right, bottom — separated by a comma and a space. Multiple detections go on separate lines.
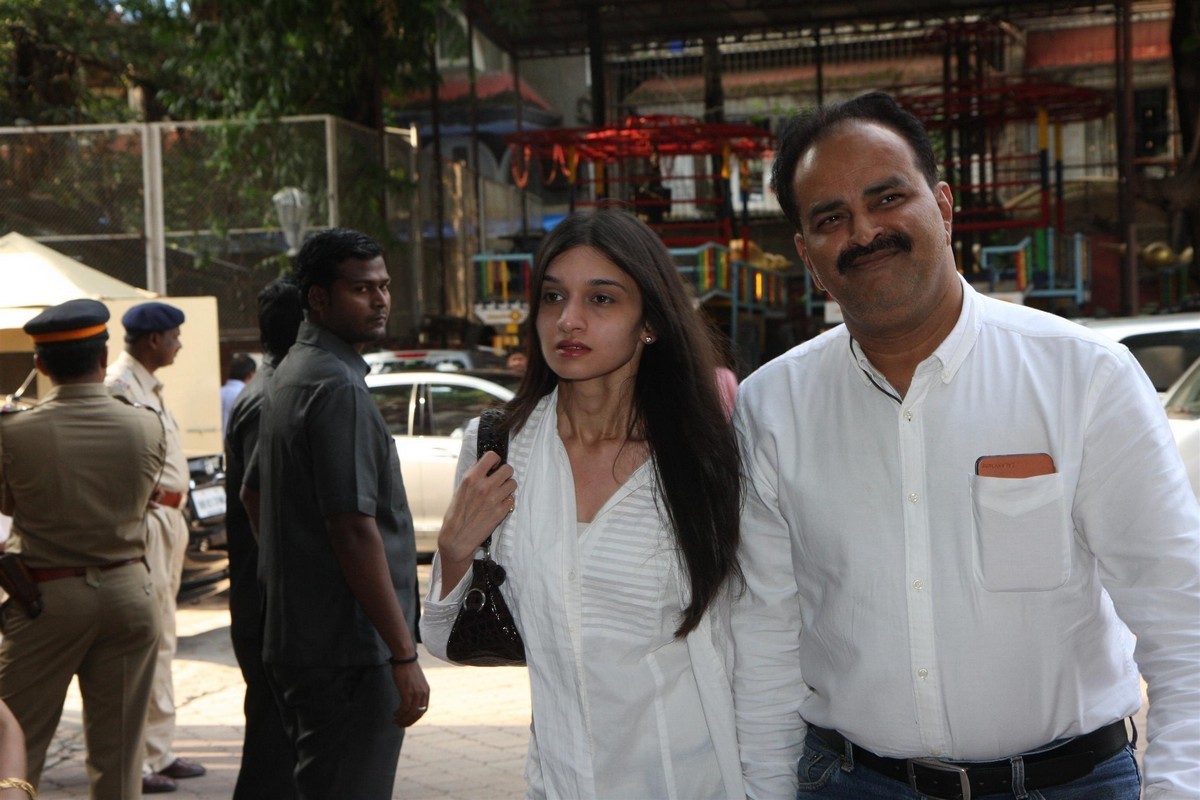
389, 652, 418, 665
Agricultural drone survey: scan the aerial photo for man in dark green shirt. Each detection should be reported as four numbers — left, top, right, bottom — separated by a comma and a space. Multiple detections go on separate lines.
244, 229, 428, 799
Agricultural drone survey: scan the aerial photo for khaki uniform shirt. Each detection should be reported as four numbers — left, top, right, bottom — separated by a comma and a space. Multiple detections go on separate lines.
0, 383, 165, 567
106, 351, 189, 495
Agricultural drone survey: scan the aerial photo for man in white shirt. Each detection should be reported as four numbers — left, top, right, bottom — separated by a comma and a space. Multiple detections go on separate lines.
106, 302, 208, 793
731, 91, 1200, 800
220, 353, 256, 434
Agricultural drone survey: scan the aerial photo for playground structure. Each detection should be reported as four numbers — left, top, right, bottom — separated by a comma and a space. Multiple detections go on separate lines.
472, 27, 1177, 345
902, 80, 1109, 310
472, 241, 788, 354
806, 77, 1115, 320
475, 114, 789, 357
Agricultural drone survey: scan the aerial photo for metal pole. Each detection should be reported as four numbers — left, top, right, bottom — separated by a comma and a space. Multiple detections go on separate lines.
430, 43, 446, 317
1116, 0, 1139, 314
409, 124, 424, 338
514, 55, 527, 237
468, 16, 485, 252
325, 117, 340, 228
141, 123, 166, 293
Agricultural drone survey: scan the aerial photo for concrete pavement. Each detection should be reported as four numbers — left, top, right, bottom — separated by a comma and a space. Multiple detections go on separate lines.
37, 565, 532, 799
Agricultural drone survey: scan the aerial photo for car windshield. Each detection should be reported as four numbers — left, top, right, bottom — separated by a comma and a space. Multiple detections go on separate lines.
1121, 331, 1200, 393
1165, 359, 1200, 416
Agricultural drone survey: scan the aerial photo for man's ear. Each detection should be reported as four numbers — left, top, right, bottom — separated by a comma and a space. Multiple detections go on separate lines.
33, 353, 49, 377
794, 232, 824, 292
308, 285, 328, 313
936, 181, 954, 243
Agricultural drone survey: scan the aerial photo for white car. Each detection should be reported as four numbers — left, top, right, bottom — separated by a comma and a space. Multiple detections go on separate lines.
364, 347, 506, 375
1075, 312, 1200, 398
1076, 313, 1200, 499
365, 370, 517, 554
1163, 357, 1200, 499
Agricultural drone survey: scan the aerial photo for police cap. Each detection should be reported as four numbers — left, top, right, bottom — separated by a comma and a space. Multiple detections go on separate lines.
24, 299, 110, 346
122, 301, 185, 336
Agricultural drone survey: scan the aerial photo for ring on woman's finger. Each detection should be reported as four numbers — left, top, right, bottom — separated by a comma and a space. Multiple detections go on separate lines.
507, 500, 515, 514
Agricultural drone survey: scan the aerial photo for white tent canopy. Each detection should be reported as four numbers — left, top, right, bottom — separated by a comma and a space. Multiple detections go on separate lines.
0, 232, 154, 313
0, 232, 221, 457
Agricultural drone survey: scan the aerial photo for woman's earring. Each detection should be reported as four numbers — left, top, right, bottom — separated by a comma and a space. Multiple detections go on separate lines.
644, 336, 654, 344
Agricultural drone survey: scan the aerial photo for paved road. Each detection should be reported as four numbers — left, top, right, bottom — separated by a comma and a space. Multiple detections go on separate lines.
33, 569, 1150, 799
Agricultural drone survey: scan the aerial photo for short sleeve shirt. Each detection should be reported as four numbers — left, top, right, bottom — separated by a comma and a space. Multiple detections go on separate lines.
0, 384, 164, 567
252, 321, 417, 666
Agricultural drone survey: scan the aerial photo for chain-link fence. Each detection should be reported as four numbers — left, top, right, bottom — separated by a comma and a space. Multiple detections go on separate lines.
1, 115, 535, 345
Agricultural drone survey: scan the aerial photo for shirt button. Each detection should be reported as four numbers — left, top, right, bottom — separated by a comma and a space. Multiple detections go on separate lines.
568, 571, 576, 580
912, 580, 924, 591
904, 410, 913, 421
942, 371, 951, 381
918, 668, 929, 679
908, 493, 919, 503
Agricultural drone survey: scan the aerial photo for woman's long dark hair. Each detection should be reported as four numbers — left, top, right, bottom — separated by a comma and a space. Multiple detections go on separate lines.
503, 207, 742, 637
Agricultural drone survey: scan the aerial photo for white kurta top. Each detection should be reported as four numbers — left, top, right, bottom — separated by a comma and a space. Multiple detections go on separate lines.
422, 391, 743, 800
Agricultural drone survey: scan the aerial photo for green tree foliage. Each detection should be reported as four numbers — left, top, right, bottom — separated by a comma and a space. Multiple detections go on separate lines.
0, 0, 188, 124
161, 0, 440, 129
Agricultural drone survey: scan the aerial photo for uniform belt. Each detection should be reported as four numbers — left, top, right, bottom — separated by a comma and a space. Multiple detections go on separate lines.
810, 719, 1130, 800
28, 556, 148, 583
152, 489, 187, 509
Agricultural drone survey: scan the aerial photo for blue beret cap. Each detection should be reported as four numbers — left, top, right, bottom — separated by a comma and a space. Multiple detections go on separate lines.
122, 301, 185, 335
24, 299, 110, 345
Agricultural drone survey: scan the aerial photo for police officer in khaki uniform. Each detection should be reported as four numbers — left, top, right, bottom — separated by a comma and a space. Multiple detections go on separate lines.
0, 299, 164, 800
105, 302, 207, 792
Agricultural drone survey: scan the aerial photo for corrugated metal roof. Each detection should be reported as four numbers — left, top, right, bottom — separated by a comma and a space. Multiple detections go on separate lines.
465, 0, 1114, 58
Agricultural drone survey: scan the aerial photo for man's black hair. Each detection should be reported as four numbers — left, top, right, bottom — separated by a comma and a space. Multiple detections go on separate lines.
770, 91, 940, 232
294, 228, 384, 312
37, 340, 107, 380
257, 275, 304, 361
228, 353, 257, 381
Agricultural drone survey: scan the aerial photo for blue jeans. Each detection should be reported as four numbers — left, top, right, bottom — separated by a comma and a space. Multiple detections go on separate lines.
796, 728, 1141, 799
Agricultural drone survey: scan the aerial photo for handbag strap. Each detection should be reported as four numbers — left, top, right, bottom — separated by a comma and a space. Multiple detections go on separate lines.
476, 407, 508, 550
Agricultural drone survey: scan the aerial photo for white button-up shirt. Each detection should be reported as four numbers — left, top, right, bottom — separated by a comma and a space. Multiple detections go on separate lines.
731, 278, 1200, 799
422, 392, 743, 799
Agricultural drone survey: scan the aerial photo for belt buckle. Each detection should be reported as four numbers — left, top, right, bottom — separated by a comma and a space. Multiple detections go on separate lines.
907, 757, 972, 800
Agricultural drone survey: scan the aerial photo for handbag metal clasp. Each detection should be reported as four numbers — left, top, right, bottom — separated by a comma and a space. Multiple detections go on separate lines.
907, 757, 972, 800
463, 587, 487, 611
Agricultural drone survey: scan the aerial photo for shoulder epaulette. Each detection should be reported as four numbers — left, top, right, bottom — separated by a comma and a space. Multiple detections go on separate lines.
0, 400, 31, 415
113, 395, 161, 414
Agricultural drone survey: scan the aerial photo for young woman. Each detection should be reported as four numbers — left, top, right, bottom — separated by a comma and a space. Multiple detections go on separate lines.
421, 208, 744, 799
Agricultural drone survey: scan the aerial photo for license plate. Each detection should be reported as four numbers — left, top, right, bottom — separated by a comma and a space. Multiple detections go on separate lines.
190, 485, 226, 520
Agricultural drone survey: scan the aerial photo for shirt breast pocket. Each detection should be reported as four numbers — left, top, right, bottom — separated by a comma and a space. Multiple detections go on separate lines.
970, 472, 1070, 592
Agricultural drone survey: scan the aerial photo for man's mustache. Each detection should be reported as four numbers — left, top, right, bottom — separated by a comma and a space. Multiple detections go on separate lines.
837, 233, 912, 274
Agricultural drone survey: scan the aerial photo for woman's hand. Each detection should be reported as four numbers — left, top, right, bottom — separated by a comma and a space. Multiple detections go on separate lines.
436, 451, 517, 596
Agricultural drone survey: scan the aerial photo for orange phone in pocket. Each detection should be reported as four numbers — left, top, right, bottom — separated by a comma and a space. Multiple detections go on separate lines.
975, 452, 1056, 479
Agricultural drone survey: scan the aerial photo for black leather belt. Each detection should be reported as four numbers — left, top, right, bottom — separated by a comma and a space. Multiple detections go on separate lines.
810, 719, 1130, 800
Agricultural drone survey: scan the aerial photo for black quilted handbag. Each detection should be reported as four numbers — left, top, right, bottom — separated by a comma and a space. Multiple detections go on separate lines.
444, 409, 527, 667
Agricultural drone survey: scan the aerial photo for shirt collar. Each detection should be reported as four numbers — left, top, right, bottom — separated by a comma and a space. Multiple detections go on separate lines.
118, 350, 162, 395
295, 320, 369, 376
934, 275, 981, 385
845, 273, 980, 390
42, 383, 112, 402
